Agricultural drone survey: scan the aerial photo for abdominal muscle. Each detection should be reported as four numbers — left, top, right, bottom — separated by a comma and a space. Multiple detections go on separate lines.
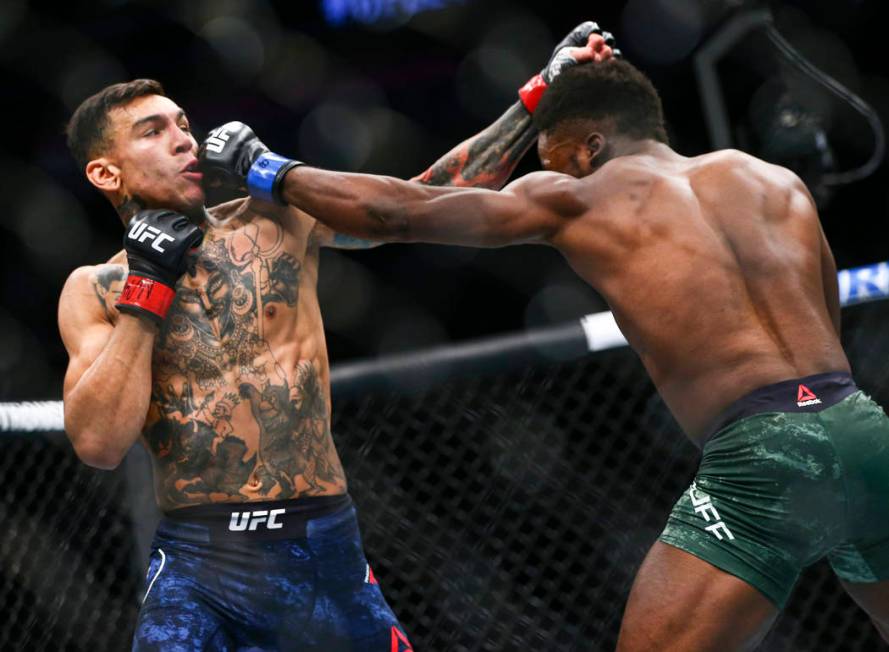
140, 213, 347, 511
144, 351, 347, 512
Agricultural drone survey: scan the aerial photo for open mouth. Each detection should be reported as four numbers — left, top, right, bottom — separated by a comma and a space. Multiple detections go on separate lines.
182, 160, 203, 181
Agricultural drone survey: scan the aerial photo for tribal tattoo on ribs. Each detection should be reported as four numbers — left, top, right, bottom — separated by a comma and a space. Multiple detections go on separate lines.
89, 223, 345, 509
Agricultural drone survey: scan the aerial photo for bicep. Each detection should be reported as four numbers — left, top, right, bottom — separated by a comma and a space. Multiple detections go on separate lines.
62, 322, 115, 398
59, 271, 115, 398
408, 189, 541, 247
406, 173, 584, 248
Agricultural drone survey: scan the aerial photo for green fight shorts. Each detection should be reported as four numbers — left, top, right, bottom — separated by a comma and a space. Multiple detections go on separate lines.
660, 372, 889, 607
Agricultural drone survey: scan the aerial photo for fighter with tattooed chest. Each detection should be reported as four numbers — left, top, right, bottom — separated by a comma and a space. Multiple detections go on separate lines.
57, 24, 613, 651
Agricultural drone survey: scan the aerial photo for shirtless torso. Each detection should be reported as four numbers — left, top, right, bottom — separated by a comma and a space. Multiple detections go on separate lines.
276, 145, 850, 445
75, 199, 344, 511
58, 53, 571, 646
271, 134, 889, 650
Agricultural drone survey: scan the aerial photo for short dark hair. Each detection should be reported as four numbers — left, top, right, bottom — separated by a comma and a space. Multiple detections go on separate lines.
533, 60, 668, 143
65, 79, 166, 170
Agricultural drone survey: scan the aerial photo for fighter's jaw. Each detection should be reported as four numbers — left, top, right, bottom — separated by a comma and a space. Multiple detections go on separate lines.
155, 174, 207, 212
177, 186, 209, 222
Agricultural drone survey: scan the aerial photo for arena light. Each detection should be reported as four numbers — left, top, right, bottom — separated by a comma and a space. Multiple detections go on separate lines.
321, 0, 469, 27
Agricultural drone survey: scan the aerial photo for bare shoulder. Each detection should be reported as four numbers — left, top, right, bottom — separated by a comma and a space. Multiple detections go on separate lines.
60, 263, 127, 326
681, 150, 820, 236
208, 196, 250, 221
697, 148, 803, 185
106, 249, 126, 265
61, 265, 98, 298
508, 170, 578, 190
506, 171, 591, 217
687, 149, 810, 204
62, 263, 124, 297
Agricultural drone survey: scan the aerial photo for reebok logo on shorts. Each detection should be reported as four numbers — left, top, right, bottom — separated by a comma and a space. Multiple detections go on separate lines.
796, 384, 822, 407
365, 564, 378, 585
390, 626, 414, 651
689, 482, 735, 541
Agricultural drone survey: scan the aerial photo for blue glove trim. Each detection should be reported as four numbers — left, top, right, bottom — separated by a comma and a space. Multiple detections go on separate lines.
247, 152, 296, 204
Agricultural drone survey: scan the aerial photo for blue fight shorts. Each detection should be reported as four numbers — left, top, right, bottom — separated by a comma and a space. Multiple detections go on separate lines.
132, 494, 413, 651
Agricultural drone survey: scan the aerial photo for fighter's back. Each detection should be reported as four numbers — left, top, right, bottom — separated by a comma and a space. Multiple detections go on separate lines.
555, 148, 850, 441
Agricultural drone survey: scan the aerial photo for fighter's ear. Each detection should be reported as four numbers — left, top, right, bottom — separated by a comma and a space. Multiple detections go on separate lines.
577, 131, 608, 171
85, 157, 121, 193
585, 132, 606, 160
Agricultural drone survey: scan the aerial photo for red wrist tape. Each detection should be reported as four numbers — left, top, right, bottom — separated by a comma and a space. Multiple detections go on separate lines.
115, 274, 176, 322
518, 73, 548, 114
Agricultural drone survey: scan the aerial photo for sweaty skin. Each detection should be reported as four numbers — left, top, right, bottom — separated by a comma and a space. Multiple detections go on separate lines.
273, 144, 849, 446
61, 32, 609, 511
548, 148, 848, 442
59, 91, 538, 512
269, 139, 869, 651
84, 200, 347, 510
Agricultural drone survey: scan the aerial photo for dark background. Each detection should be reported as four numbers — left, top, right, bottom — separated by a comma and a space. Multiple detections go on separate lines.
1, 0, 887, 402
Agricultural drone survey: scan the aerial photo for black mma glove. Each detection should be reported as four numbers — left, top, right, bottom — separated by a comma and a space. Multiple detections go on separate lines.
198, 121, 302, 205
115, 209, 203, 324
518, 21, 620, 113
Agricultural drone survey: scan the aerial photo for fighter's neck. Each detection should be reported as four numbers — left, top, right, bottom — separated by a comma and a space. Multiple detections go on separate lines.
113, 194, 211, 229
115, 194, 145, 225
611, 138, 678, 161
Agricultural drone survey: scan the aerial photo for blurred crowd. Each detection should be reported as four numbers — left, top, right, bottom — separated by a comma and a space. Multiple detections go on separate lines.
1, 0, 886, 402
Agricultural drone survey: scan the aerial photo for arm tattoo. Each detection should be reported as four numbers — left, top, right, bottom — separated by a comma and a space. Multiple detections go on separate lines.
315, 228, 382, 250
322, 102, 535, 245
330, 233, 381, 249
90, 265, 126, 319
414, 102, 537, 190
238, 364, 340, 496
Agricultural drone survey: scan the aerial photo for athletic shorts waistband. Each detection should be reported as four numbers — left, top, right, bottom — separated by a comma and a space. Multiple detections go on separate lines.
701, 372, 858, 447
159, 493, 352, 542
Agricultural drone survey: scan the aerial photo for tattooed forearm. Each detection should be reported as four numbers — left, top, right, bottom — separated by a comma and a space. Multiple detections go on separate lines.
413, 102, 537, 190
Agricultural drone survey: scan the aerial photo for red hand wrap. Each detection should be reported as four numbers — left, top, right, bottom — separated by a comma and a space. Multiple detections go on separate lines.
116, 274, 176, 322
518, 73, 548, 114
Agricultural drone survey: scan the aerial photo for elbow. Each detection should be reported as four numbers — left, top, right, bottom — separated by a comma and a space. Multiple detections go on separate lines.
74, 439, 125, 470
67, 428, 126, 470
63, 397, 137, 469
